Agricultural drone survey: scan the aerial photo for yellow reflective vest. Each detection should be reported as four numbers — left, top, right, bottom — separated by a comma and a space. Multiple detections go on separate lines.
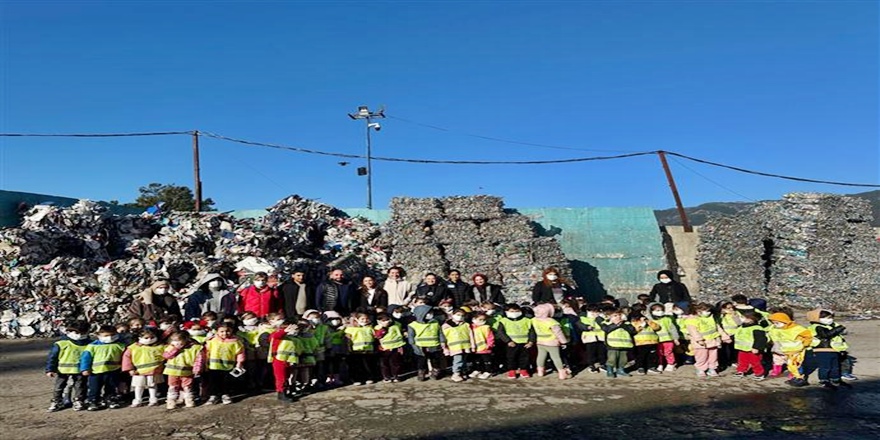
164, 344, 202, 377
409, 321, 441, 348
579, 316, 605, 343
443, 323, 472, 353
770, 324, 809, 354
130, 343, 166, 375
375, 323, 406, 351
809, 324, 849, 352
652, 316, 675, 343
85, 342, 125, 373
605, 326, 634, 349
206, 338, 244, 371
693, 316, 720, 342
472, 324, 493, 352
55, 340, 87, 375
734, 325, 762, 352
634, 324, 660, 346
532, 319, 561, 345
498, 317, 532, 344
272, 337, 299, 364
344, 326, 375, 352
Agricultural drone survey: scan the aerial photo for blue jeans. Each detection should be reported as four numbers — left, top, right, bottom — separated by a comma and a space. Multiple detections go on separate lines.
803, 351, 840, 382
87, 371, 120, 403
451, 354, 466, 374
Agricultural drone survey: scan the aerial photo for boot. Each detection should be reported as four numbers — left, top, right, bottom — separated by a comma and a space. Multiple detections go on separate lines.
417, 370, 428, 382
166, 391, 178, 410
536, 367, 546, 377
605, 365, 616, 378
769, 364, 783, 377
183, 392, 196, 408
557, 369, 570, 380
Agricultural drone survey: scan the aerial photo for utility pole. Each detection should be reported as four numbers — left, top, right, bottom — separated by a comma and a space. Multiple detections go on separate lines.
657, 151, 692, 232
192, 130, 202, 212
348, 105, 385, 209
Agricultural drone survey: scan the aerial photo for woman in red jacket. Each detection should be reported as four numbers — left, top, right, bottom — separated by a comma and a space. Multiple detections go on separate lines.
237, 272, 280, 318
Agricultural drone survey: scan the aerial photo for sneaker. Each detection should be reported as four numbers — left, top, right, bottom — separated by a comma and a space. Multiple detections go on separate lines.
835, 380, 853, 389
588, 367, 599, 374
391, 377, 400, 383
752, 375, 766, 381
606, 368, 616, 378
785, 378, 808, 387
518, 369, 531, 378
616, 369, 631, 377
841, 373, 859, 381
72, 401, 85, 411
352, 382, 364, 386
147, 399, 159, 407
365, 380, 375, 385
507, 370, 517, 379
707, 369, 719, 377
418, 370, 428, 382
184, 398, 196, 408
130, 400, 142, 408
205, 396, 219, 405
637, 368, 646, 375
696, 370, 707, 378
277, 392, 294, 403
598, 366, 608, 373
47, 401, 63, 412
733, 372, 746, 378
382, 379, 392, 384
108, 401, 122, 409
478, 372, 492, 379
86, 402, 102, 411
221, 395, 233, 405
821, 381, 837, 390
647, 367, 661, 374
469, 371, 482, 378
451, 373, 464, 383
166, 400, 177, 410
664, 364, 676, 372
430, 370, 442, 380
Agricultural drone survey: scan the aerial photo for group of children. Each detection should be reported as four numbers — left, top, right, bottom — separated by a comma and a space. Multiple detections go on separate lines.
45, 292, 858, 411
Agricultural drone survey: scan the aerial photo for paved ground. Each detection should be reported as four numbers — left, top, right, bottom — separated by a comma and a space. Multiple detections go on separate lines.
1, 319, 878, 440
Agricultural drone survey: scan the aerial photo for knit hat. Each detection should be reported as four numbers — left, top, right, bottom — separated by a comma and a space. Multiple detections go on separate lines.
323, 311, 341, 319
769, 312, 792, 324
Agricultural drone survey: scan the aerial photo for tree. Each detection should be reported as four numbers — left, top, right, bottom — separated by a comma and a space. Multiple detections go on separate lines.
132, 183, 216, 211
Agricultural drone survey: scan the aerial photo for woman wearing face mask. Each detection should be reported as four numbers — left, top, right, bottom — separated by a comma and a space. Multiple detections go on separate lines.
648, 270, 691, 306
183, 274, 236, 321
128, 280, 181, 323
531, 267, 576, 305
237, 272, 280, 318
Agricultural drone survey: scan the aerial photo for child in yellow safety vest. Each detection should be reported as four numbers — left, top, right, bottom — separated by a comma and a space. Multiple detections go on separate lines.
205, 323, 245, 405
687, 303, 722, 378
269, 319, 301, 403
442, 309, 476, 382
599, 309, 637, 378
122, 327, 166, 407
717, 301, 742, 370
578, 305, 607, 374
304, 309, 331, 388
732, 311, 768, 380
345, 313, 378, 385
802, 309, 850, 389
236, 312, 262, 391
469, 312, 495, 379
324, 312, 347, 387
407, 305, 447, 381
163, 331, 205, 409
290, 318, 318, 394
374, 313, 406, 383
630, 312, 662, 375
45, 320, 91, 412
532, 304, 571, 380
496, 303, 535, 379
648, 303, 680, 372
767, 312, 812, 387
80, 325, 126, 410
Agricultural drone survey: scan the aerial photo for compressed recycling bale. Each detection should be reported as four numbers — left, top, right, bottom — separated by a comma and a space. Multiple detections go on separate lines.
379, 220, 435, 246
389, 244, 447, 279
442, 242, 498, 274
440, 195, 504, 220
432, 220, 480, 244
479, 216, 535, 244
389, 197, 443, 221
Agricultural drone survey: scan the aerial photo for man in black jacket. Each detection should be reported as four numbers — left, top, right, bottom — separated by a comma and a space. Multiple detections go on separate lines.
446, 270, 471, 307
647, 270, 691, 305
280, 270, 314, 318
414, 273, 450, 307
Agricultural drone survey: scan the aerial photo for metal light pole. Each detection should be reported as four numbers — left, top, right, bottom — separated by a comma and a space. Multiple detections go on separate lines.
348, 105, 385, 209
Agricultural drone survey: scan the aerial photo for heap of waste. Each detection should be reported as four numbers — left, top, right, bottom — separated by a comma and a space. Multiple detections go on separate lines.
698, 193, 880, 312
0, 194, 572, 337
382, 196, 572, 303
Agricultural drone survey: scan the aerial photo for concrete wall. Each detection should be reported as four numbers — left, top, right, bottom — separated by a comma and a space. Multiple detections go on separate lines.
662, 226, 701, 297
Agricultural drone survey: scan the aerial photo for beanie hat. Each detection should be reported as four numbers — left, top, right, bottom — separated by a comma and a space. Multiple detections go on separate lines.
769, 312, 792, 324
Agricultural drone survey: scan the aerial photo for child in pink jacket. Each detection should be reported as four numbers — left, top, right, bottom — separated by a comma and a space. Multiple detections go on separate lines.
532, 304, 570, 380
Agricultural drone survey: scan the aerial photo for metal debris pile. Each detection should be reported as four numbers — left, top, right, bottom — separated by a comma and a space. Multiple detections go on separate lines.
698, 193, 880, 311
384, 196, 572, 303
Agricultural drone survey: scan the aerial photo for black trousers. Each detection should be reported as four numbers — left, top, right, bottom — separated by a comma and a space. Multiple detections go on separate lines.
470, 353, 494, 373
348, 353, 377, 383
87, 371, 120, 403
584, 342, 606, 366
379, 350, 403, 379
415, 350, 444, 371
206, 369, 234, 397
53, 373, 86, 403
634, 344, 658, 370
505, 343, 530, 371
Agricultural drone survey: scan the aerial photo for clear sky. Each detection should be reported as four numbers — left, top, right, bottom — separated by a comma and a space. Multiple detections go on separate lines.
1, 1, 877, 212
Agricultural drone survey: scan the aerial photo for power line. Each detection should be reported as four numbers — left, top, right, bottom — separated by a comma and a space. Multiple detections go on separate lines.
0, 131, 192, 137
665, 151, 880, 188
669, 156, 758, 202
387, 114, 638, 154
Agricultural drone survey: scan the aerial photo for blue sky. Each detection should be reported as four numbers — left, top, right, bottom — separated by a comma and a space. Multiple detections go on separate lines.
1, 1, 877, 212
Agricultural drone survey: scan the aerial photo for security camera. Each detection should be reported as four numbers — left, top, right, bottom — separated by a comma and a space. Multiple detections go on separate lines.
368, 122, 381, 131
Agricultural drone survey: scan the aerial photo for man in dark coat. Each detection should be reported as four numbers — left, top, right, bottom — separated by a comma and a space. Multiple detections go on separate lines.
315, 269, 357, 316
446, 270, 472, 307
280, 270, 314, 319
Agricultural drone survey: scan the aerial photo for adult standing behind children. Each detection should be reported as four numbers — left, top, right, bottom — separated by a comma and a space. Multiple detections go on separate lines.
279, 270, 314, 318
358, 275, 389, 310
415, 273, 451, 306
183, 274, 236, 321
238, 272, 280, 318
531, 267, 576, 305
471, 273, 506, 305
382, 266, 415, 306
316, 269, 358, 316
128, 280, 181, 323
446, 270, 472, 307
648, 270, 691, 306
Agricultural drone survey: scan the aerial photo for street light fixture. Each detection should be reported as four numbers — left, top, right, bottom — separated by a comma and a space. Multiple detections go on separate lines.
348, 105, 385, 209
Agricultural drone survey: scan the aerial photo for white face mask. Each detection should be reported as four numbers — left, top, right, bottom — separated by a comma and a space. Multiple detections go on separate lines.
473, 320, 486, 326
330, 319, 341, 327
652, 310, 664, 317
139, 337, 157, 345
819, 318, 834, 325
66, 332, 85, 340
506, 312, 522, 319
659, 278, 671, 284
243, 318, 259, 326
485, 309, 496, 316
154, 288, 167, 295
587, 312, 598, 318
270, 320, 284, 327
700, 311, 712, 317
205, 320, 215, 328
357, 320, 370, 327
159, 323, 172, 331
673, 310, 683, 316
546, 274, 558, 281
208, 280, 223, 290
309, 318, 322, 325
773, 322, 786, 328
189, 329, 206, 336
392, 313, 403, 319
98, 335, 117, 343
424, 314, 434, 321
452, 315, 465, 322
254, 281, 266, 288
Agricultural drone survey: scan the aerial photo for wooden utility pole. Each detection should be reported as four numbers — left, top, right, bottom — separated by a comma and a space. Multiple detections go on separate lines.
657, 151, 692, 232
192, 130, 202, 212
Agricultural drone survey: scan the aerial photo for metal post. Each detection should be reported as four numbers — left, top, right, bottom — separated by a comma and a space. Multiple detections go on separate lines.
365, 118, 373, 210
657, 151, 692, 232
192, 130, 202, 212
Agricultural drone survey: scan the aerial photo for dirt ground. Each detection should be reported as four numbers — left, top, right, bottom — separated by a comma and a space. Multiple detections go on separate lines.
1, 319, 878, 440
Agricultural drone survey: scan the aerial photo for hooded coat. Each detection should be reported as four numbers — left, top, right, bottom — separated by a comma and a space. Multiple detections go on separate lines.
648, 270, 691, 304
532, 304, 568, 346
183, 273, 236, 321
406, 305, 446, 356
128, 281, 181, 322
805, 309, 847, 352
